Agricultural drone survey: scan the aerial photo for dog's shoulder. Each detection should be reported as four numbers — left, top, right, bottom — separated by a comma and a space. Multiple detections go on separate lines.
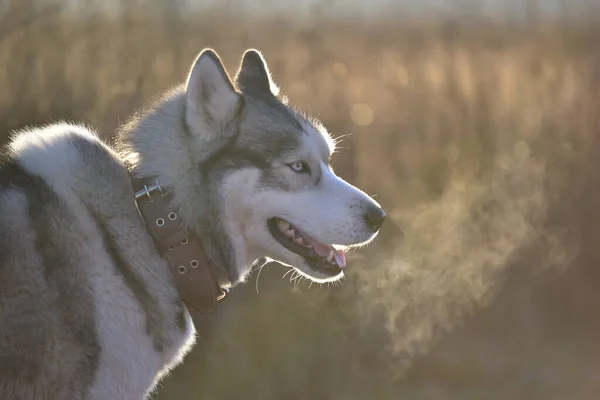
4, 122, 133, 205
8, 122, 118, 183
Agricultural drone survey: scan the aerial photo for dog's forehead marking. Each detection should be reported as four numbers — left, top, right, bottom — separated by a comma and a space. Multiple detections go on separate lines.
239, 93, 334, 164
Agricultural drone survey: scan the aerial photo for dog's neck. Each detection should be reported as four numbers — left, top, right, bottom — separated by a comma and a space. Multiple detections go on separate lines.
118, 87, 244, 288
119, 87, 206, 227
130, 172, 229, 313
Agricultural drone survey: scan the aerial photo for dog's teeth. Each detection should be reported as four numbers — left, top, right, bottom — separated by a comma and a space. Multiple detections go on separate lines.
284, 229, 295, 238
277, 220, 290, 232
304, 243, 312, 249
326, 250, 334, 262
294, 237, 304, 245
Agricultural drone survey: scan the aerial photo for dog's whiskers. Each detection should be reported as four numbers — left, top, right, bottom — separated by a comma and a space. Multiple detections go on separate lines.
332, 133, 353, 147
254, 259, 269, 294
282, 267, 294, 280
295, 275, 305, 289
290, 271, 300, 284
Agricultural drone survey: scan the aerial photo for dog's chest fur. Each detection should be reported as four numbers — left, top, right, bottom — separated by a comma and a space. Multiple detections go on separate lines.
86, 247, 195, 399
0, 124, 196, 399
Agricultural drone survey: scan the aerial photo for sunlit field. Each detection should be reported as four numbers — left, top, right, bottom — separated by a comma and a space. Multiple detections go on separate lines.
2, 1, 600, 398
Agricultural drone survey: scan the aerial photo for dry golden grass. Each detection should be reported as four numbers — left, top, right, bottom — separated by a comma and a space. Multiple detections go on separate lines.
2, 3, 600, 399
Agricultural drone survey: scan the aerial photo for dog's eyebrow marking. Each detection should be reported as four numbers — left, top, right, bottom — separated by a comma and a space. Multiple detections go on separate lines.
315, 162, 323, 185
298, 117, 312, 137
297, 119, 333, 163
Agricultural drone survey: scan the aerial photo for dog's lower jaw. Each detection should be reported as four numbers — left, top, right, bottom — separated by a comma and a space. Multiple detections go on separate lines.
260, 251, 345, 283
295, 262, 345, 283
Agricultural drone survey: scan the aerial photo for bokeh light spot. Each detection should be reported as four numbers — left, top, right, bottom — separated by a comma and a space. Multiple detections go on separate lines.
332, 62, 348, 77
351, 103, 374, 127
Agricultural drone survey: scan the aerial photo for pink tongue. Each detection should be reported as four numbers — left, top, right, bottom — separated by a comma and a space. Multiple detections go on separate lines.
302, 234, 347, 268
334, 250, 346, 268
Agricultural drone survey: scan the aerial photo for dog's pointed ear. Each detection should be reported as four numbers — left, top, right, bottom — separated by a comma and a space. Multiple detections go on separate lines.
185, 49, 240, 135
235, 49, 279, 96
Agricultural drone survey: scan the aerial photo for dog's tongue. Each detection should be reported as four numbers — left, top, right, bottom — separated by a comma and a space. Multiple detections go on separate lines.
302, 234, 346, 268
333, 250, 346, 268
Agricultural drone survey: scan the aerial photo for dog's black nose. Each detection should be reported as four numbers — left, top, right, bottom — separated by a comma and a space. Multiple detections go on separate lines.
364, 206, 386, 233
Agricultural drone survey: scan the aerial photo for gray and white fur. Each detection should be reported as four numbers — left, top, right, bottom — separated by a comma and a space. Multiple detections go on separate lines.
0, 48, 385, 399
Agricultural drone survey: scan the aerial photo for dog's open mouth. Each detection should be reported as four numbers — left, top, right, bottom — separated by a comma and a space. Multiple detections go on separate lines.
267, 217, 346, 275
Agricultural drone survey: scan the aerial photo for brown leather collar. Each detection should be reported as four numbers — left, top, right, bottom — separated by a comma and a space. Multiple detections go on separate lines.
129, 173, 228, 314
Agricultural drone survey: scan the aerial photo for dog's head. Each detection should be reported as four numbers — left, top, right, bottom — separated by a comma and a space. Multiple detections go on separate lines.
184, 49, 385, 283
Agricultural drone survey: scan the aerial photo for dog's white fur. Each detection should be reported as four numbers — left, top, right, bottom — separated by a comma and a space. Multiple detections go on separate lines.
0, 49, 384, 399
5, 124, 194, 398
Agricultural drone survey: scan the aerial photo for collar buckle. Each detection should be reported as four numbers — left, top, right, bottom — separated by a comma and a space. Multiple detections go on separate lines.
130, 174, 227, 314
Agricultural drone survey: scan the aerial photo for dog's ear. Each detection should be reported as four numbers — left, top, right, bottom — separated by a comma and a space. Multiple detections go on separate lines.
185, 49, 240, 135
235, 49, 279, 96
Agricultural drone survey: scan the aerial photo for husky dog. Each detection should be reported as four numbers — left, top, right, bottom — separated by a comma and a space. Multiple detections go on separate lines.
0, 48, 385, 399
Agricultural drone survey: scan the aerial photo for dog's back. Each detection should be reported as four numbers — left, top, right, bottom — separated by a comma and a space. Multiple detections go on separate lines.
0, 124, 194, 399
0, 153, 101, 399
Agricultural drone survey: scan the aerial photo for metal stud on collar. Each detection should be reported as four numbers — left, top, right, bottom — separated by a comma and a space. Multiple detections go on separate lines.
134, 180, 163, 201
217, 287, 229, 301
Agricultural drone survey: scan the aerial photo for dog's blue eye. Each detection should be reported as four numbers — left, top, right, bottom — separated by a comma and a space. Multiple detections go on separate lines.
288, 161, 310, 174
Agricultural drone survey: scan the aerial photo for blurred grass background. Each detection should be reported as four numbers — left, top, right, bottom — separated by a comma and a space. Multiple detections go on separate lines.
2, 0, 600, 399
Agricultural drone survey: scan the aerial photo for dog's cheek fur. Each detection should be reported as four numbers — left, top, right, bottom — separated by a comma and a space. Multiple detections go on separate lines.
206, 168, 262, 280
197, 204, 239, 280
213, 168, 310, 278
